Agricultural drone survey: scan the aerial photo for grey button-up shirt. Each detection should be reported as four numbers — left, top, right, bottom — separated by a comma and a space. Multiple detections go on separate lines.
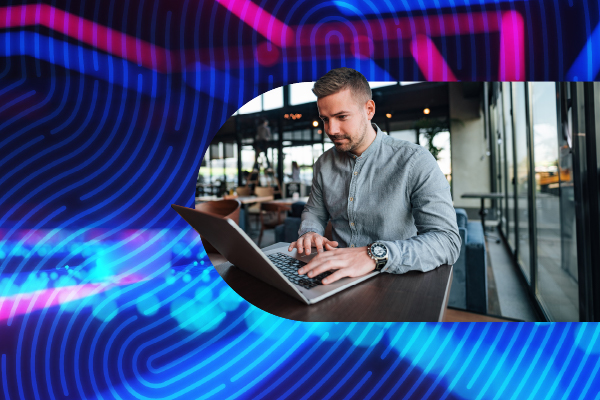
298, 123, 461, 274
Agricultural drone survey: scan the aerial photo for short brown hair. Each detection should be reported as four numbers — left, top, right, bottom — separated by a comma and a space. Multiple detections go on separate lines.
312, 68, 372, 104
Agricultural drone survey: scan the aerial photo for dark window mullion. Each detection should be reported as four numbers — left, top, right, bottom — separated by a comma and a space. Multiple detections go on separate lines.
525, 83, 538, 296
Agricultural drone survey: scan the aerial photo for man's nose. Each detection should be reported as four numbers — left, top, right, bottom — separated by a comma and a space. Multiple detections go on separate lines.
328, 119, 340, 134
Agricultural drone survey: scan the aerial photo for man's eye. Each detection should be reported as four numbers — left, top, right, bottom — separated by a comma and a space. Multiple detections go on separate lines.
339, 115, 347, 120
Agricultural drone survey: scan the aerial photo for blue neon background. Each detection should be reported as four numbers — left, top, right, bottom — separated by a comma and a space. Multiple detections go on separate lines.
1, 0, 600, 399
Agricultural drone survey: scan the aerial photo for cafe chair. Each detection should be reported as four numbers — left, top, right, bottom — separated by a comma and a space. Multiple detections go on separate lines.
254, 186, 274, 197
449, 208, 488, 314
258, 203, 286, 247
236, 186, 252, 197
247, 186, 274, 229
194, 199, 241, 254
274, 201, 334, 243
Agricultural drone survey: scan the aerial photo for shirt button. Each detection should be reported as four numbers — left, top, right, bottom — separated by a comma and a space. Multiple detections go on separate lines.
350, 222, 354, 226
349, 197, 353, 201
354, 171, 358, 175
350, 244, 355, 247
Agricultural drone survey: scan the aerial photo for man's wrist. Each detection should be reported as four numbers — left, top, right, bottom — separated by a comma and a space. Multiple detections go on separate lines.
367, 242, 389, 271
299, 230, 317, 238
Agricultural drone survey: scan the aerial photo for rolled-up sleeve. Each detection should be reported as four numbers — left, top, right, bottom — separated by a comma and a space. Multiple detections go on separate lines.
380, 149, 461, 274
298, 162, 329, 238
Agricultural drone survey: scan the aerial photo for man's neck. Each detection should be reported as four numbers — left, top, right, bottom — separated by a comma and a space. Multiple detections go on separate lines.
349, 124, 377, 157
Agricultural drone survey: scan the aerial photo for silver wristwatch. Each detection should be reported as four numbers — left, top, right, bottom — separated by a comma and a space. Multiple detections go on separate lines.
367, 242, 389, 271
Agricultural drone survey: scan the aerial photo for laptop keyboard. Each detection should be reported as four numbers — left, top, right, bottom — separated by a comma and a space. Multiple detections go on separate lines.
267, 252, 334, 289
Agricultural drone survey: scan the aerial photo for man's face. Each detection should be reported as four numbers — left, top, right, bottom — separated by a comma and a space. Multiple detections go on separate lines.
317, 88, 375, 153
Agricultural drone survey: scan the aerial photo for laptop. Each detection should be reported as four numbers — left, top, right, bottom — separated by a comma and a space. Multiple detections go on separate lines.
171, 204, 380, 304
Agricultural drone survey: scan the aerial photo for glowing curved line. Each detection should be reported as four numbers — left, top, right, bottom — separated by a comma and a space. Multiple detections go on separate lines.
0, 5, 525, 82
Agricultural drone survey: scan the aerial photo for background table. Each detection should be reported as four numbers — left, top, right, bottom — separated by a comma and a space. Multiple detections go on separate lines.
461, 192, 504, 242
196, 195, 274, 231
262, 196, 310, 212
208, 243, 453, 322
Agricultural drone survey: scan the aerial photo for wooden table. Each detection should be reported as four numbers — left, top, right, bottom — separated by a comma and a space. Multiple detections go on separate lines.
195, 195, 274, 204
235, 195, 275, 204
262, 196, 310, 211
196, 195, 275, 231
207, 243, 453, 322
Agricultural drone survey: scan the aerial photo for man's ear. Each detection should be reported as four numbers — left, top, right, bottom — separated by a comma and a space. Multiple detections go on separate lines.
365, 99, 376, 120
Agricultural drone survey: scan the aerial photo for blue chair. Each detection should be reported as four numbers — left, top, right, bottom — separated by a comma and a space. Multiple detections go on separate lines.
451, 208, 488, 314
274, 202, 305, 243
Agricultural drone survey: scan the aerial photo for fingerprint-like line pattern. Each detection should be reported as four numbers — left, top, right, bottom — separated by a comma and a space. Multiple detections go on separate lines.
228, 324, 321, 399
493, 323, 542, 400
579, 350, 600, 400
468, 323, 509, 389
524, 324, 571, 399
278, 323, 354, 399
383, 324, 444, 399
561, 324, 600, 400
439, 323, 492, 400
544, 324, 588, 399
421, 323, 476, 400
2, 0, 600, 399
323, 322, 391, 400
298, 322, 362, 399
475, 323, 524, 399
508, 324, 553, 400
403, 322, 459, 399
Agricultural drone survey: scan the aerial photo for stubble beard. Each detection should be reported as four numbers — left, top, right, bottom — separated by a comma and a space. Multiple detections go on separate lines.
337, 119, 369, 154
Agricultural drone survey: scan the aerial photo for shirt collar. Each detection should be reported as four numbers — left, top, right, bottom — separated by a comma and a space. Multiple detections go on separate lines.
347, 123, 383, 161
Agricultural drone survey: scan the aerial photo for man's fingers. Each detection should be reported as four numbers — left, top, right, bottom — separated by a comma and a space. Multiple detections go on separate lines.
321, 268, 351, 285
305, 259, 340, 278
324, 241, 339, 250
315, 237, 324, 253
296, 236, 305, 254
303, 237, 311, 255
288, 241, 296, 252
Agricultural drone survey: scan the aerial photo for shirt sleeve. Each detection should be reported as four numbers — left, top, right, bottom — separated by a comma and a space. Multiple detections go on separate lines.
298, 161, 329, 237
379, 148, 462, 274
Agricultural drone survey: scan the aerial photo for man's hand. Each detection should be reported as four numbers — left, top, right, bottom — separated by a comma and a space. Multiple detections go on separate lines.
288, 232, 339, 255
296, 244, 376, 285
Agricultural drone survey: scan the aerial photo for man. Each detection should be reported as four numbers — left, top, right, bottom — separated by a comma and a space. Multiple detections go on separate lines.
255, 118, 272, 168
288, 68, 461, 285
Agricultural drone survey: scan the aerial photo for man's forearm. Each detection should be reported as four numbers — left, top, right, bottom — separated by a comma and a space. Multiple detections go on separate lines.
298, 217, 326, 237
380, 229, 461, 274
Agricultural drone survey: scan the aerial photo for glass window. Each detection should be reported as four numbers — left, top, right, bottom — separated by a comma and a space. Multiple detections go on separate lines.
532, 82, 578, 321
503, 82, 516, 250
283, 145, 314, 183
370, 82, 397, 89
513, 82, 531, 281
238, 95, 262, 114
490, 100, 503, 226
290, 82, 317, 105
263, 87, 284, 110
389, 129, 417, 142
302, 129, 312, 141
495, 88, 507, 236
419, 129, 452, 183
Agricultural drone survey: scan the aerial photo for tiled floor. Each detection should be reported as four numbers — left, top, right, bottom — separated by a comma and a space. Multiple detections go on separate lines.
486, 230, 539, 321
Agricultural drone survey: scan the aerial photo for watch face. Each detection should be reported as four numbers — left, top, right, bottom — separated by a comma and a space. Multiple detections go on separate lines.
371, 243, 387, 258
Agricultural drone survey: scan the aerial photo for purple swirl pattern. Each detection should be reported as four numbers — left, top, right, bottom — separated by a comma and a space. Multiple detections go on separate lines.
1, 0, 599, 399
